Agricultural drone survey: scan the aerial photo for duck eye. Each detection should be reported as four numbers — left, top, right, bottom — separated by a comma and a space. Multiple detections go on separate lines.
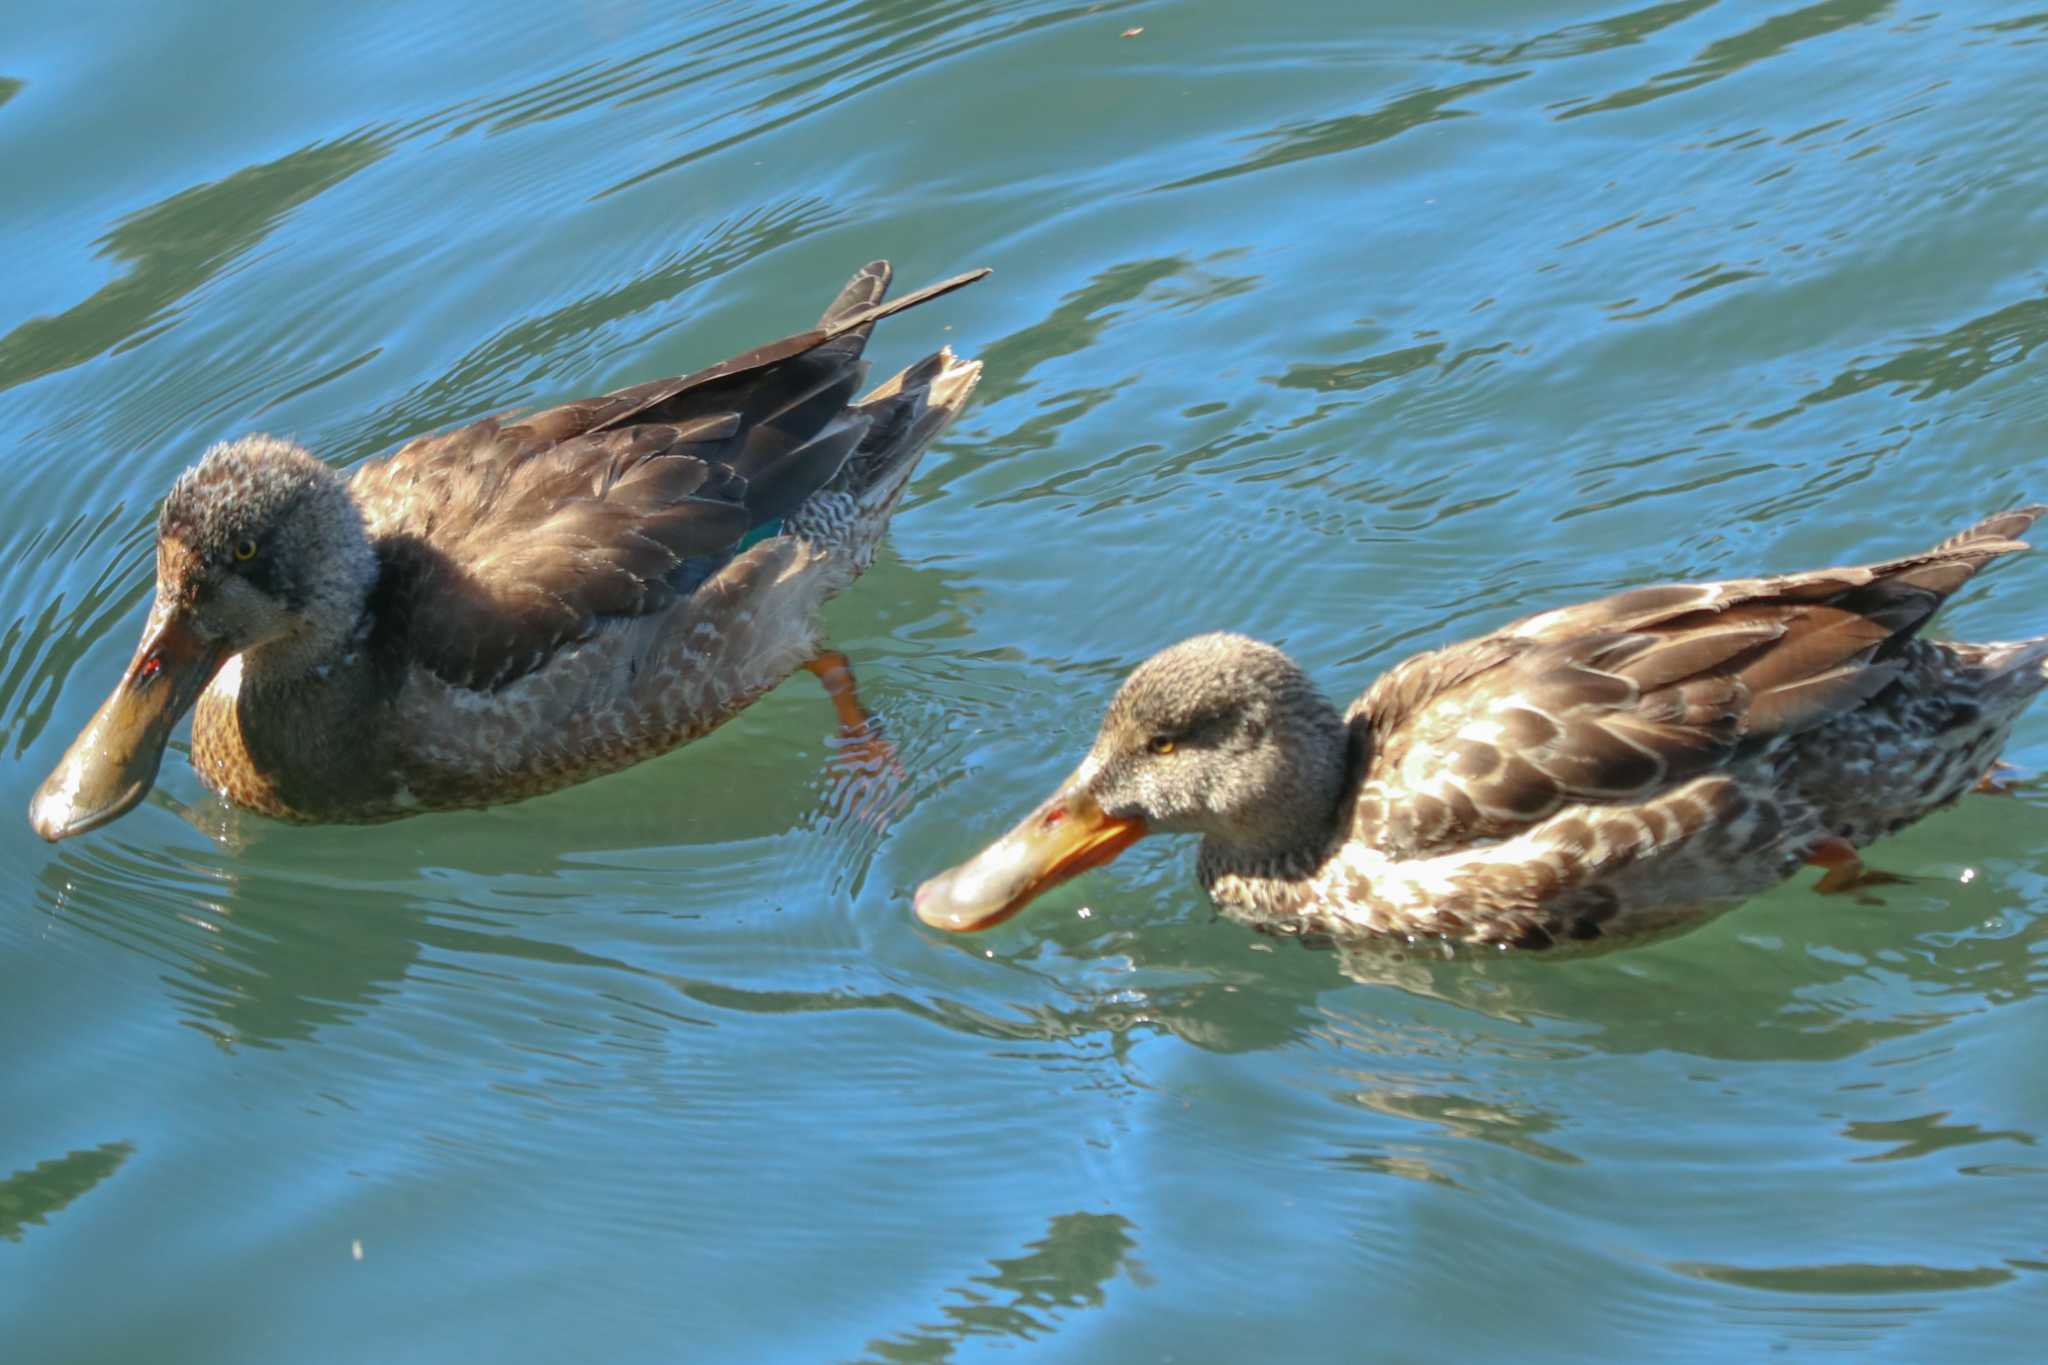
1147, 735, 1176, 756
234, 539, 258, 562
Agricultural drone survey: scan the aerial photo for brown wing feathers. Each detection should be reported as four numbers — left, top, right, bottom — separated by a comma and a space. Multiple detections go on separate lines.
583, 265, 989, 436
816, 259, 892, 334
1367, 507, 2044, 849
364, 426, 756, 688
353, 262, 986, 690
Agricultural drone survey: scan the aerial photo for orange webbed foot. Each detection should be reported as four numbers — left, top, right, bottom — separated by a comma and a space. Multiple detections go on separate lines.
1805, 835, 1912, 898
804, 651, 909, 826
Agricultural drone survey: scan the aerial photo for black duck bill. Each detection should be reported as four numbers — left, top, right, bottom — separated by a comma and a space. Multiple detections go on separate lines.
29, 606, 228, 842
914, 763, 1148, 931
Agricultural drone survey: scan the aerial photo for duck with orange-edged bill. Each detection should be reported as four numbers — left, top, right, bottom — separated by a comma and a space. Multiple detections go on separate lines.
918, 508, 2048, 951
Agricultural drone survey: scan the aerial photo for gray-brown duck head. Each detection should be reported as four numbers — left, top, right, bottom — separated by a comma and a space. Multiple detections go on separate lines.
915, 633, 1349, 931
30, 436, 375, 841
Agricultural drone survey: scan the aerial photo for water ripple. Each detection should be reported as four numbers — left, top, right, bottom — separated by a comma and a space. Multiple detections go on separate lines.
6, 0, 2048, 1359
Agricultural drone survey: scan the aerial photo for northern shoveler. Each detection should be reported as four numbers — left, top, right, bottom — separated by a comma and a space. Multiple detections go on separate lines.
31, 261, 986, 840
917, 508, 2046, 950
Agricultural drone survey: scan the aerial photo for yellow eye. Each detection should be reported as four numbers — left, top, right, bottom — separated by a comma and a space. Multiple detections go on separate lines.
234, 540, 257, 561
1147, 735, 1176, 755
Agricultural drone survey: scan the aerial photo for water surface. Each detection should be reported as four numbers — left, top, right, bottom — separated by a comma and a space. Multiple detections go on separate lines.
4, 1, 2047, 1360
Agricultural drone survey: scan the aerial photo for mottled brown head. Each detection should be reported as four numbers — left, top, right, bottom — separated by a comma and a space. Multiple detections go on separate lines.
154, 436, 374, 640
1086, 633, 1349, 845
915, 633, 1350, 931
29, 437, 377, 841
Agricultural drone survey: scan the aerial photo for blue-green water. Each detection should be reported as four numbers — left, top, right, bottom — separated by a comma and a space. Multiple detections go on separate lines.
5, 2, 2048, 1359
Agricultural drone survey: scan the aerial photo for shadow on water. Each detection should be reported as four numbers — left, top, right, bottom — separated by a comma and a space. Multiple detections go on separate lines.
1667, 1258, 2018, 1294
1275, 340, 1454, 395
1153, 74, 1527, 194
1755, 288, 2048, 426
1838, 1109, 2038, 1164
858, 1211, 1141, 1364
1141, 0, 1882, 196
1442, 0, 1719, 68
0, 132, 394, 394
1555, 0, 1893, 121
0, 1141, 135, 1243
1974, 11, 2048, 41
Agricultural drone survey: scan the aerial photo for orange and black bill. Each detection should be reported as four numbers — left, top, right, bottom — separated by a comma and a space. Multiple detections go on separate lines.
28, 610, 228, 842
914, 768, 1147, 932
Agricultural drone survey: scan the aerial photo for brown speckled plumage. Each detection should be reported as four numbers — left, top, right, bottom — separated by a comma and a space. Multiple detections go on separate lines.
40, 262, 984, 835
918, 507, 2048, 952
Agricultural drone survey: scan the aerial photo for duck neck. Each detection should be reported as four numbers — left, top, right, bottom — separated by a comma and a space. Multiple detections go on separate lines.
1196, 808, 1350, 918
231, 569, 379, 754
243, 518, 379, 689
1193, 704, 1355, 921
238, 619, 357, 691
191, 554, 384, 821
193, 624, 387, 822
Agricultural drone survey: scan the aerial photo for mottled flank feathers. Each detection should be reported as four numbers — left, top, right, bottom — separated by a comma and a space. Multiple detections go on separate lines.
1269, 506, 2048, 947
